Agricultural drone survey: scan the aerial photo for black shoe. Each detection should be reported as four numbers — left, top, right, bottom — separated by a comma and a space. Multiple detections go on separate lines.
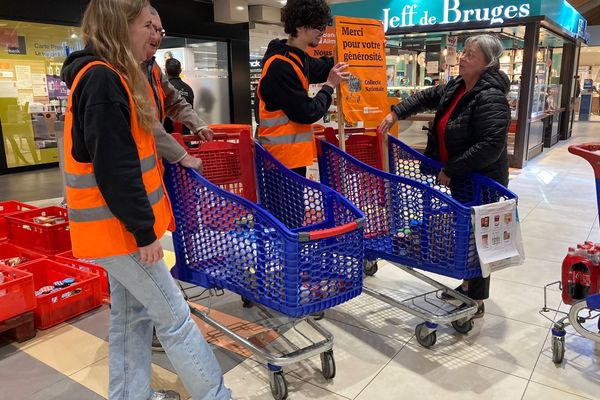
458, 302, 485, 319
151, 330, 164, 352
440, 285, 467, 300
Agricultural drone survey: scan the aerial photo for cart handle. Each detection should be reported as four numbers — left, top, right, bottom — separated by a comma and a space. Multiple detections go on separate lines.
568, 143, 600, 177
298, 218, 364, 242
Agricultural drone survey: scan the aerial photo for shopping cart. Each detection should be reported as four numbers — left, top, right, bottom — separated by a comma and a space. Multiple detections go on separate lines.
540, 143, 600, 364
318, 128, 517, 347
164, 127, 364, 399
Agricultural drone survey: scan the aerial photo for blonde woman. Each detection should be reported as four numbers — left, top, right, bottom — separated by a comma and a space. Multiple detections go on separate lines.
60, 1, 230, 399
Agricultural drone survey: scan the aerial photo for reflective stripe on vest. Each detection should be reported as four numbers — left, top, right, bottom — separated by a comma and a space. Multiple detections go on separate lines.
258, 131, 313, 145
63, 60, 173, 259
68, 186, 165, 222
256, 54, 315, 169
64, 155, 156, 189
260, 115, 289, 128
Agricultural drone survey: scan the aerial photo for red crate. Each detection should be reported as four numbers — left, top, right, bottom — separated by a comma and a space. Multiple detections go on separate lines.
5, 206, 71, 255
55, 251, 110, 298
16, 259, 102, 329
0, 242, 47, 268
0, 201, 38, 240
171, 125, 257, 203
0, 264, 36, 321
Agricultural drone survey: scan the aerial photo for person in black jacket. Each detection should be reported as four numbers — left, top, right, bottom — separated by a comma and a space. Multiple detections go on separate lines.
380, 34, 511, 318
163, 58, 194, 134
257, 0, 350, 176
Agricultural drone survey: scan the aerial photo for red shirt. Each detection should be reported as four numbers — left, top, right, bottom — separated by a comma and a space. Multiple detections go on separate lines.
436, 84, 466, 163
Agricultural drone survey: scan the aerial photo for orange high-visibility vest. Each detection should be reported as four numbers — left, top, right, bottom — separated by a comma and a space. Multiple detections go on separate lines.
63, 61, 173, 259
257, 54, 314, 169
150, 62, 166, 122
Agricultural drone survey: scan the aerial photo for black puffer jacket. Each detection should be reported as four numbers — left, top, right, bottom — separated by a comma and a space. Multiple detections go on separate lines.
392, 68, 510, 185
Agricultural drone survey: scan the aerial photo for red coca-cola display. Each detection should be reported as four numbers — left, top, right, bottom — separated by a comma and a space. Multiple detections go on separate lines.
561, 243, 600, 305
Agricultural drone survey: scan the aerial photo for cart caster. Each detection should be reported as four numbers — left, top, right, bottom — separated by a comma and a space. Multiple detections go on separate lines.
364, 260, 378, 277
269, 371, 288, 400
320, 350, 336, 380
241, 297, 253, 308
311, 311, 325, 321
551, 334, 565, 364
415, 323, 437, 348
452, 318, 474, 334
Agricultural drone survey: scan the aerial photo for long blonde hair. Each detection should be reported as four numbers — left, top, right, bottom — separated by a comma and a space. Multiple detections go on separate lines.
81, 0, 155, 131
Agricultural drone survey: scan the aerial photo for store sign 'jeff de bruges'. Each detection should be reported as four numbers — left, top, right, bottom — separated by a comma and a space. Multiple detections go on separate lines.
383, 0, 530, 31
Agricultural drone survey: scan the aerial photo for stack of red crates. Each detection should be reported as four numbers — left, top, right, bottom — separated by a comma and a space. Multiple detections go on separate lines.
0, 201, 105, 333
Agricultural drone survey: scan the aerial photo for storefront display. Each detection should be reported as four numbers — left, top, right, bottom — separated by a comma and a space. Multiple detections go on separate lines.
332, 0, 589, 168
0, 0, 252, 175
0, 20, 82, 171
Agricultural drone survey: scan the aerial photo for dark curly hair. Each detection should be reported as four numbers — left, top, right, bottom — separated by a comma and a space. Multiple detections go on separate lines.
281, 0, 332, 38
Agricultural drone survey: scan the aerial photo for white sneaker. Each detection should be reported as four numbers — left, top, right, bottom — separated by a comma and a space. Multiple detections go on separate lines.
150, 390, 180, 400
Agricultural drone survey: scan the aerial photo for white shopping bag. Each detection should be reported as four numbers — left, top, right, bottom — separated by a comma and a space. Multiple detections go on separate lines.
472, 199, 525, 278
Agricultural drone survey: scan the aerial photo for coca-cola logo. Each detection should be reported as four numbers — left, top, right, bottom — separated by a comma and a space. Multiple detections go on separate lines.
570, 271, 591, 286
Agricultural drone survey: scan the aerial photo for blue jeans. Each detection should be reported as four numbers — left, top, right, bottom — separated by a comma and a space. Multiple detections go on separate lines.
96, 253, 231, 400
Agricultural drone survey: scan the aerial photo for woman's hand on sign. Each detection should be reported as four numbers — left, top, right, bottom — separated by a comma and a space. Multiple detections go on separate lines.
325, 63, 351, 88
379, 111, 398, 133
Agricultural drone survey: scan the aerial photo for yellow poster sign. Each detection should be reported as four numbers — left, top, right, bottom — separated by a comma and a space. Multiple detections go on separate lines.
334, 16, 387, 123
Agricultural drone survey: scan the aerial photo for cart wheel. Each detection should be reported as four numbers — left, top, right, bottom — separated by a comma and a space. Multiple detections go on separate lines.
452, 318, 474, 334
415, 323, 437, 348
241, 297, 253, 308
320, 350, 336, 380
269, 371, 288, 400
552, 335, 565, 364
311, 311, 325, 321
364, 260, 378, 277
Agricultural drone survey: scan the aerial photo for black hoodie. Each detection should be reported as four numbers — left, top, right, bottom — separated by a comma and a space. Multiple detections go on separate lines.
392, 68, 510, 185
61, 48, 157, 247
257, 39, 335, 124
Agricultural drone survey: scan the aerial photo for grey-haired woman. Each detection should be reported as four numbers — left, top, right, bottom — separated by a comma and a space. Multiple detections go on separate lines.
380, 34, 511, 317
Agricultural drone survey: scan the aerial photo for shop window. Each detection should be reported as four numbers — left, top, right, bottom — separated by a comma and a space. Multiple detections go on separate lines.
156, 37, 230, 125
0, 20, 83, 169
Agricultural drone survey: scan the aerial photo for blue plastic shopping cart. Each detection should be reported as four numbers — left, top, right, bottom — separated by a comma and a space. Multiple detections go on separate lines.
164, 127, 364, 399
318, 128, 517, 347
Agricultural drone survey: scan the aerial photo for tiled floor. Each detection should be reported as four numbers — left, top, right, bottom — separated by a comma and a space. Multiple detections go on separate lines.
2, 121, 600, 400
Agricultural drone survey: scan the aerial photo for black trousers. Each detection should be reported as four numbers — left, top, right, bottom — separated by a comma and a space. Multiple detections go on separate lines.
467, 276, 490, 300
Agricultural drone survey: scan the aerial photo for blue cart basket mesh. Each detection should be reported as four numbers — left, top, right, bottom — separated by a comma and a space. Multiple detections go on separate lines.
317, 136, 517, 280
163, 143, 365, 318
